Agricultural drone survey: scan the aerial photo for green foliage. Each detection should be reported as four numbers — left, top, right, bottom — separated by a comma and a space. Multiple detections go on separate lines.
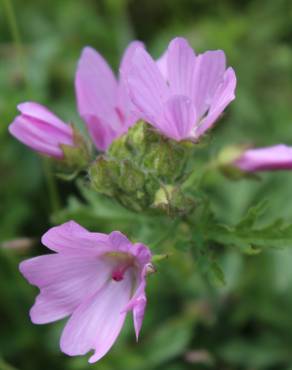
209, 201, 292, 253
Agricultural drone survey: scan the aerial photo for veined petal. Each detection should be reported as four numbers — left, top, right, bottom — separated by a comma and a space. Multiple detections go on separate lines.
109, 231, 131, 251
9, 116, 66, 158
127, 47, 169, 124
132, 243, 152, 267
196, 67, 236, 137
20, 254, 111, 324
75, 46, 118, 120
81, 114, 117, 151
159, 95, 196, 140
123, 266, 148, 340
18, 102, 71, 133
41, 221, 110, 256
119, 41, 145, 77
167, 37, 196, 96
133, 295, 146, 340
9, 103, 74, 158
193, 50, 226, 118
60, 271, 133, 363
117, 41, 145, 129
156, 50, 168, 81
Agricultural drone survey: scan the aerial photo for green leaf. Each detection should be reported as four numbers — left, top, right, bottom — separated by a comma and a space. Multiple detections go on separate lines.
208, 201, 292, 253
210, 260, 226, 287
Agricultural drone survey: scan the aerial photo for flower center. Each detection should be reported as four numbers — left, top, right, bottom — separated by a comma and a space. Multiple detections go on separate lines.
111, 263, 131, 281
104, 252, 135, 282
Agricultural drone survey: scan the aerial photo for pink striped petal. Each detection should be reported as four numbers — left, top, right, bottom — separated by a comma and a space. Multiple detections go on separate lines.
20, 254, 111, 323
75, 47, 118, 117
60, 271, 133, 363
9, 117, 65, 158
18, 102, 71, 133
156, 50, 168, 80
159, 95, 196, 140
9, 104, 74, 158
167, 37, 196, 96
81, 114, 117, 151
118, 41, 145, 128
41, 221, 109, 256
193, 50, 226, 118
122, 266, 148, 340
109, 231, 131, 250
235, 144, 292, 172
119, 41, 145, 76
127, 47, 169, 124
196, 67, 236, 137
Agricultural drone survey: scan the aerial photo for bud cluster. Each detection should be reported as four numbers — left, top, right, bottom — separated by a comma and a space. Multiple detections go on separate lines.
90, 121, 194, 212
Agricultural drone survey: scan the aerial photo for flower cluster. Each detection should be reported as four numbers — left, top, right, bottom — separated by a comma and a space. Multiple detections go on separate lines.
9, 36, 292, 363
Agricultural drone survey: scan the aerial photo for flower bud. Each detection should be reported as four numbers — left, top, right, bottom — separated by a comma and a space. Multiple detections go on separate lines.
89, 156, 159, 212
234, 144, 292, 172
216, 145, 252, 180
9, 102, 90, 171
109, 121, 192, 182
154, 185, 196, 216
90, 121, 194, 212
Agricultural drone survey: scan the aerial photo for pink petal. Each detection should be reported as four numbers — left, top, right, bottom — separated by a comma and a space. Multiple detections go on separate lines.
117, 41, 145, 129
156, 50, 168, 81
196, 67, 236, 137
167, 37, 196, 96
235, 144, 292, 172
119, 41, 145, 76
159, 95, 197, 140
20, 254, 111, 324
18, 102, 71, 133
133, 295, 146, 340
9, 103, 74, 158
109, 231, 131, 251
127, 47, 169, 124
122, 266, 148, 339
75, 46, 120, 145
41, 221, 110, 256
132, 243, 152, 267
81, 114, 117, 151
193, 50, 226, 118
9, 116, 65, 158
60, 271, 133, 363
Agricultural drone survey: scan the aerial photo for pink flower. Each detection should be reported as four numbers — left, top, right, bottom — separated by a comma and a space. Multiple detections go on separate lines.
19, 221, 152, 363
75, 41, 144, 151
9, 102, 74, 159
234, 144, 292, 172
126, 37, 237, 141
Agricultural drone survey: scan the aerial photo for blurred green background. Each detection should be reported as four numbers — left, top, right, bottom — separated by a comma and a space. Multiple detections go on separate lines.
1, 0, 292, 369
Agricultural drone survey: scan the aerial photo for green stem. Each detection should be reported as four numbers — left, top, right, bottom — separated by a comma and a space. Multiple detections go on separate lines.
0, 358, 18, 370
182, 161, 217, 191
2, 0, 26, 75
42, 159, 60, 213
151, 218, 180, 248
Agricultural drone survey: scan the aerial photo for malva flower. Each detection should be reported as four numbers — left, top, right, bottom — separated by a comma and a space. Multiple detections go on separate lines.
126, 37, 237, 142
9, 102, 74, 159
19, 221, 152, 363
234, 144, 292, 172
75, 41, 144, 151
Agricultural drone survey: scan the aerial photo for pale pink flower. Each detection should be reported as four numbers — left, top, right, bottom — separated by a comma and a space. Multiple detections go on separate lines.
126, 37, 236, 141
9, 102, 74, 159
75, 41, 144, 151
19, 221, 152, 363
234, 144, 292, 172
